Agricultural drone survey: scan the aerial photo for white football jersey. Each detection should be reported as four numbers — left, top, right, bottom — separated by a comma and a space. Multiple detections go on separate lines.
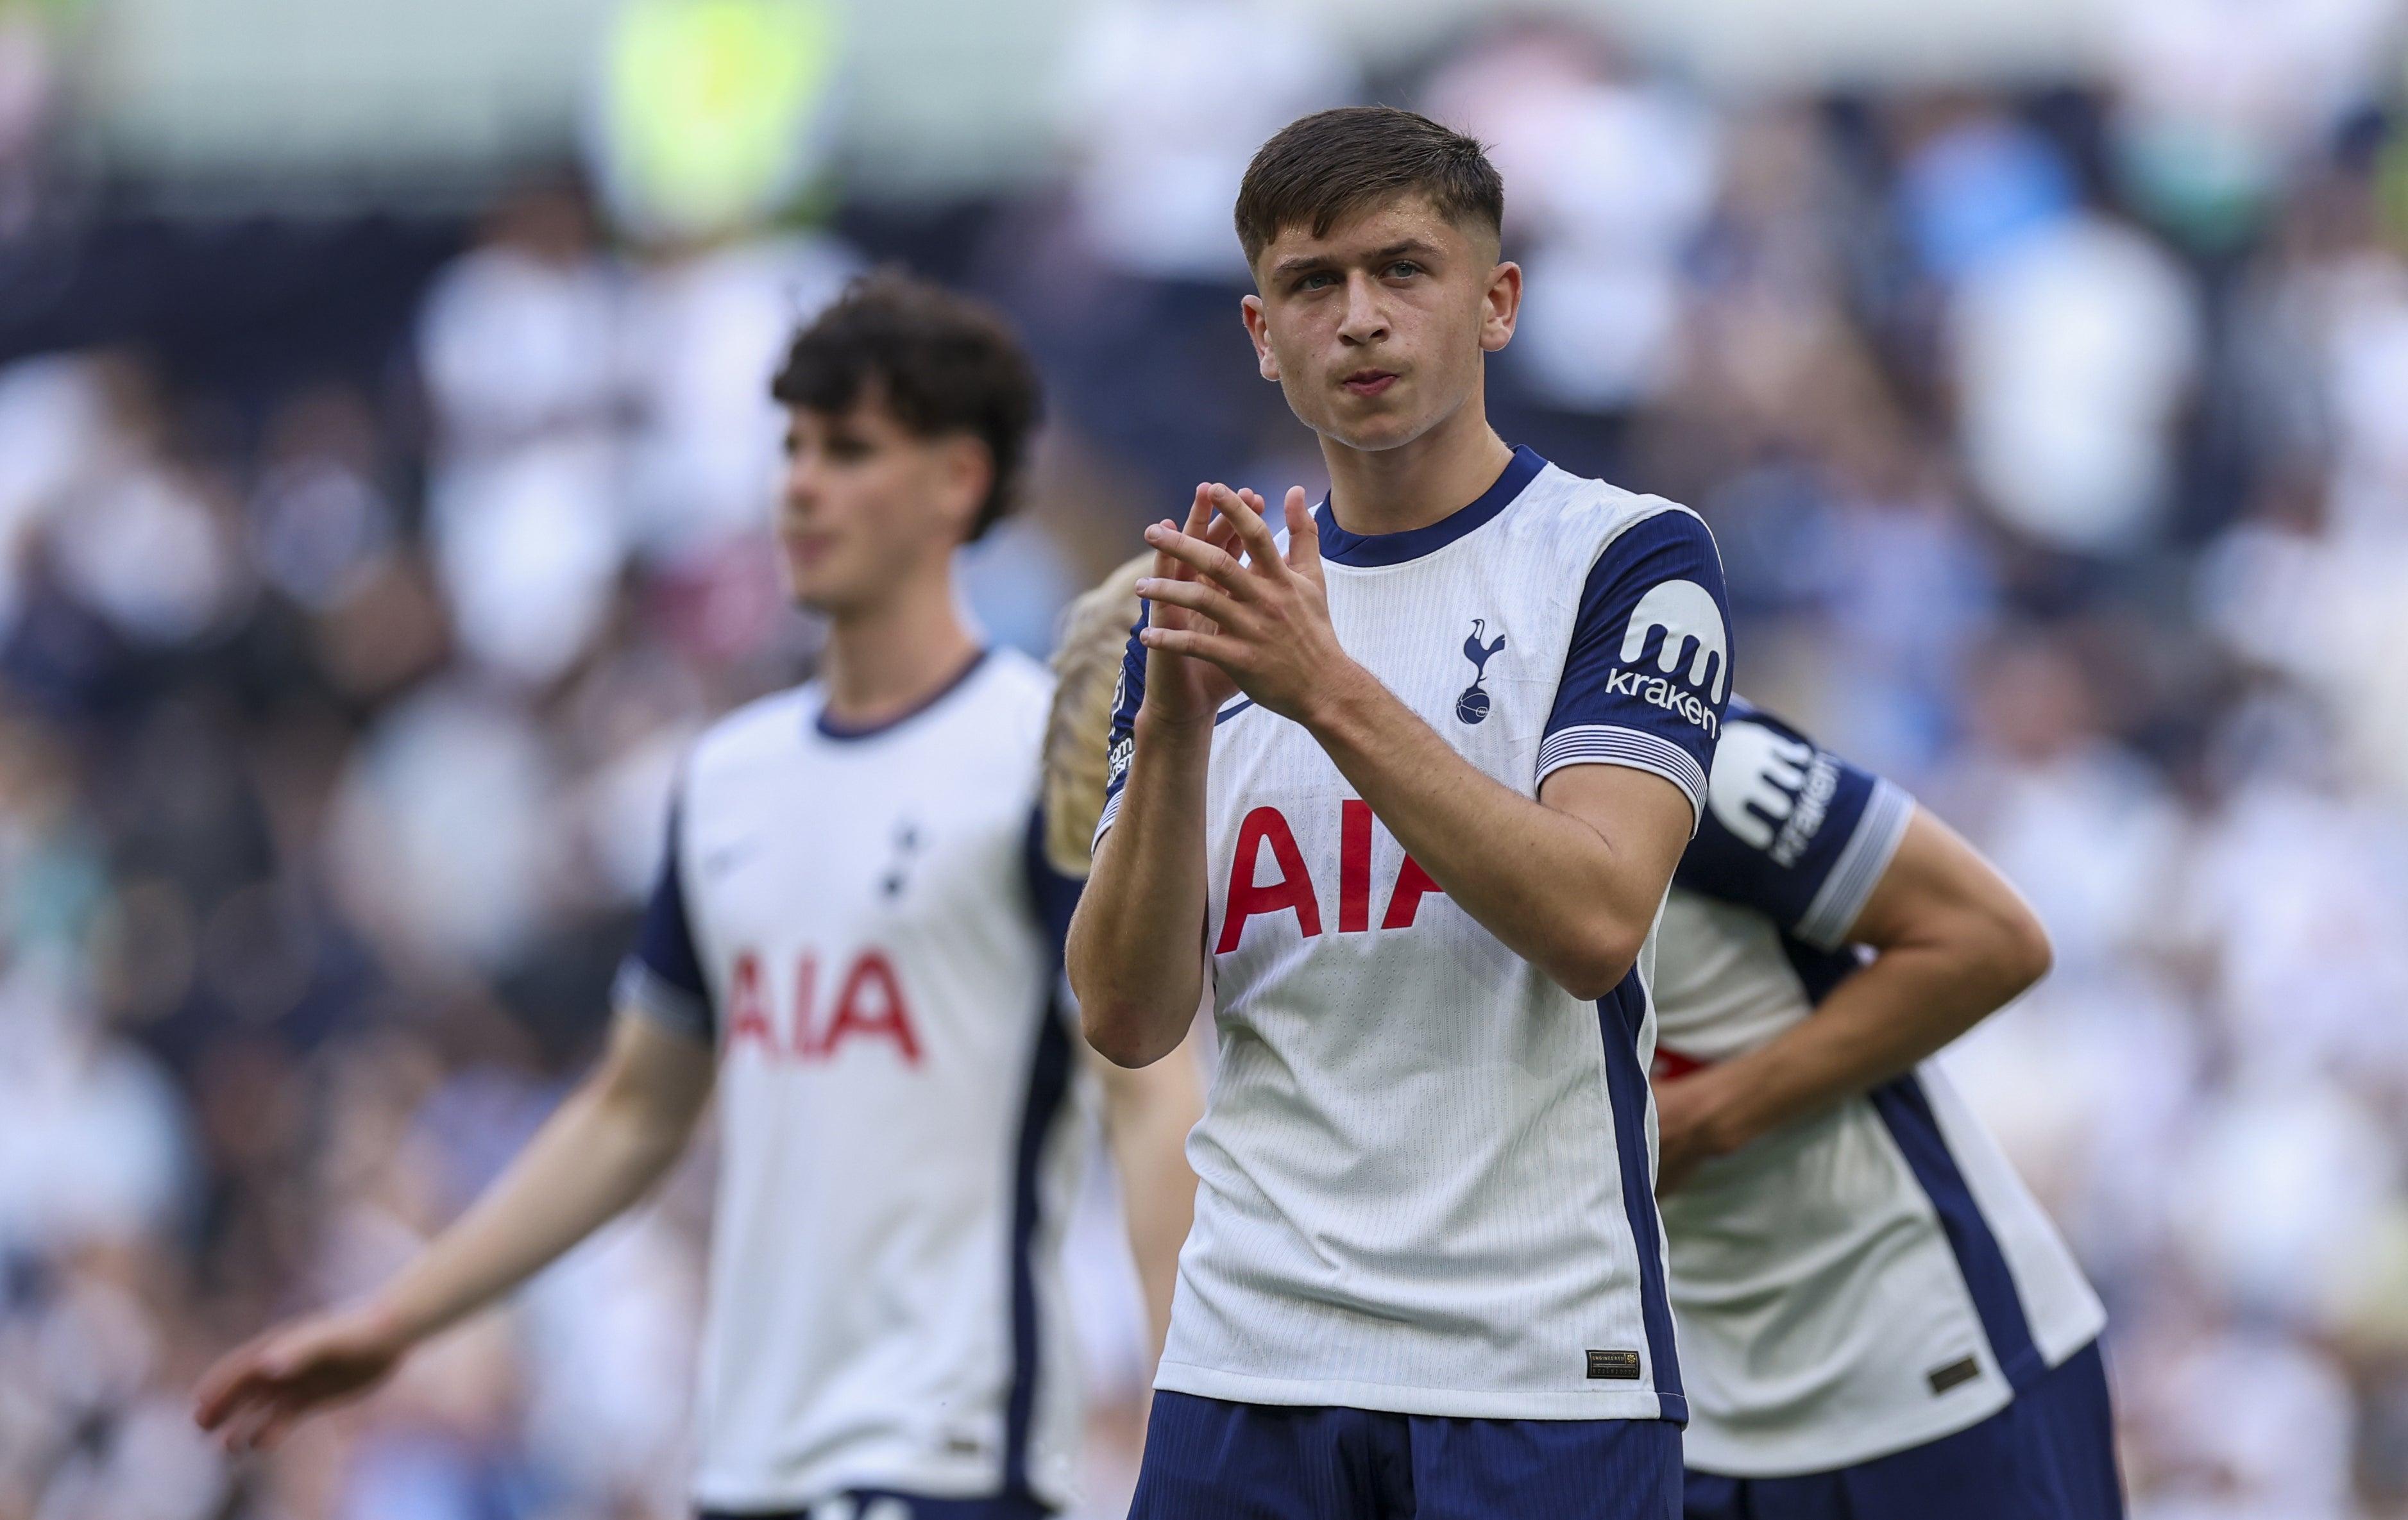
1653, 700, 2107, 1476
1099, 447, 1731, 1421
615, 648, 1092, 1512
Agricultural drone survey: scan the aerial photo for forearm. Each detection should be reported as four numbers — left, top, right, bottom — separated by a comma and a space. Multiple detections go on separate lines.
1678, 944, 2024, 1158
1303, 664, 1662, 996
372, 1072, 697, 1344
1068, 709, 1214, 1065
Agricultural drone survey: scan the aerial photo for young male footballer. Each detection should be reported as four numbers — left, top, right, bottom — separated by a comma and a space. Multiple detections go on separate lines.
1069, 106, 1731, 1517
1652, 699, 2122, 1519
196, 274, 1201, 1520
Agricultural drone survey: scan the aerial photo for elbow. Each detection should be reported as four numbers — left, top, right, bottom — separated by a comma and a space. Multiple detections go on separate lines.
1547, 919, 1649, 1004
1989, 902, 2054, 999
1081, 1001, 1173, 1069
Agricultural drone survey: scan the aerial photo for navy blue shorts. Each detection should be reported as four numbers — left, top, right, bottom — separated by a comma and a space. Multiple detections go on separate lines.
1128, 1390, 1683, 1519
1682, 1340, 2124, 1520
701, 1490, 1052, 1520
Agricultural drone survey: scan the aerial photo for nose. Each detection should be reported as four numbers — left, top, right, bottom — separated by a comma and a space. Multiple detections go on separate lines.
1337, 271, 1389, 347
781, 446, 820, 507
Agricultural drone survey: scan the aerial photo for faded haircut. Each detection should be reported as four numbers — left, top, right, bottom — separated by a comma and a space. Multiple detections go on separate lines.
1234, 106, 1505, 267
1041, 553, 1151, 878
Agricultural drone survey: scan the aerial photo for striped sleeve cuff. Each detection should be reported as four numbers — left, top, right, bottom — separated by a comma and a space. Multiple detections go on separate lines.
1795, 778, 1915, 949
613, 957, 713, 1045
1093, 788, 1124, 846
1536, 725, 1709, 834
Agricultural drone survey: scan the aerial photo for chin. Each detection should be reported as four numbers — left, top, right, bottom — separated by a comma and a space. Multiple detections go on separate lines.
1322, 409, 1436, 455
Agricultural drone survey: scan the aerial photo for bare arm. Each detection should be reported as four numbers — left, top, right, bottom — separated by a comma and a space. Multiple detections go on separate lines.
1090, 1005, 1206, 1367
1309, 669, 1699, 997
1655, 807, 2053, 1191
194, 1009, 716, 1449
1121, 484, 1693, 1000
1068, 489, 1242, 1067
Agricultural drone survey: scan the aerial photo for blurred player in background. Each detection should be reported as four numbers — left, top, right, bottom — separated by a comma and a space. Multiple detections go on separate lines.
1071, 106, 1729, 1517
194, 274, 1203, 1520
1650, 700, 2120, 1518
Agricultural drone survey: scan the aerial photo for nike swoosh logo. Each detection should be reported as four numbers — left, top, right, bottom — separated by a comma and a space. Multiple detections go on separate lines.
1215, 700, 1255, 725
701, 841, 761, 876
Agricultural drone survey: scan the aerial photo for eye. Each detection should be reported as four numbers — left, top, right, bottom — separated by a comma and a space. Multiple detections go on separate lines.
1385, 260, 1422, 279
1296, 271, 1338, 292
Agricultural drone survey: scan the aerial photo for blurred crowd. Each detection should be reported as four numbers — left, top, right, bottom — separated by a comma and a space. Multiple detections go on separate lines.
1, 1, 2406, 1517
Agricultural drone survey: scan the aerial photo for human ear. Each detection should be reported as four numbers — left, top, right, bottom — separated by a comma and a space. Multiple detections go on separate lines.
1241, 294, 1281, 382
938, 434, 993, 537
1480, 261, 1522, 353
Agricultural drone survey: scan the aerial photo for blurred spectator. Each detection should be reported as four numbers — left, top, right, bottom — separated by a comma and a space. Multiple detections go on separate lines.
1057, 0, 1355, 285
0, 5, 2404, 1516
2107, 0, 2405, 251
1906, 111, 2205, 551
1427, 23, 1720, 426
618, 233, 856, 562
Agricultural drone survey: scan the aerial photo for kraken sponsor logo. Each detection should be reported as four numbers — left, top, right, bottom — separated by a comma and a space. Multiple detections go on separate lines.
1618, 579, 1728, 702
1600, 666, 1720, 734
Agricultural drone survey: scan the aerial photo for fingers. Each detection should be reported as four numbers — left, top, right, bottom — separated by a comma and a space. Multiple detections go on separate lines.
1137, 621, 1239, 668
1281, 487, 1319, 575
193, 1347, 269, 1430
1157, 486, 1215, 583
201, 1384, 278, 1451
1210, 484, 1287, 568
192, 1376, 247, 1432
254, 1410, 305, 1451
1144, 520, 1253, 598
1137, 575, 1240, 626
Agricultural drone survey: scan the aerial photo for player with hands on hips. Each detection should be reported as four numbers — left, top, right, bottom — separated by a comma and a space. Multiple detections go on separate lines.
1649, 700, 2121, 1519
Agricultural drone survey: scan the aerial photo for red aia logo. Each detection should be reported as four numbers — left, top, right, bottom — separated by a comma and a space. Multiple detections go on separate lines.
723, 949, 922, 1065
1218, 801, 1445, 954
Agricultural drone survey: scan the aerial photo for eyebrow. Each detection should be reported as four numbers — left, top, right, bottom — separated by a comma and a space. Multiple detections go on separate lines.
1270, 239, 1442, 278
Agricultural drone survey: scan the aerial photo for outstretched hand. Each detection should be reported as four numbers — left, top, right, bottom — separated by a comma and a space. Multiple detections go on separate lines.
192, 1304, 409, 1453
1137, 484, 1349, 727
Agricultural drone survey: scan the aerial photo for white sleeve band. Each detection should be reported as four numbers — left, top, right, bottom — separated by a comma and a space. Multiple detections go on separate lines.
1535, 724, 1709, 835
613, 958, 714, 1045
1794, 778, 1915, 950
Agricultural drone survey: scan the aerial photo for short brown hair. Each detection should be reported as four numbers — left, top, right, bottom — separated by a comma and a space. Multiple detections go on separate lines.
770, 271, 1043, 542
1234, 106, 1504, 267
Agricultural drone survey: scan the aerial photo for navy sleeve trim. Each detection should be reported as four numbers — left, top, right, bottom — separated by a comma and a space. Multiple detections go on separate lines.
1795, 777, 1914, 949
1024, 805, 1083, 961
1094, 603, 1148, 847
1675, 704, 1915, 940
1541, 505, 1731, 831
615, 958, 713, 1043
619, 795, 713, 1041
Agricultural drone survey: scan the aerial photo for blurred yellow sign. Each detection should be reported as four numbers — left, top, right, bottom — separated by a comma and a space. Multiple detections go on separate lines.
598, 0, 840, 241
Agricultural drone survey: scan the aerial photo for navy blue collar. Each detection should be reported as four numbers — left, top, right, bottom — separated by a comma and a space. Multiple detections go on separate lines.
815, 647, 991, 741
1313, 445, 1547, 568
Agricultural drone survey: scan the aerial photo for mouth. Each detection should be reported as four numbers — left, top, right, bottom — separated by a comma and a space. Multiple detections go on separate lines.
1341, 368, 1399, 398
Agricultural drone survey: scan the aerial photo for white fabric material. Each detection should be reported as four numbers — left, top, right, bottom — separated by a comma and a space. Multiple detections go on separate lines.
1143, 466, 1704, 1419
654, 651, 1090, 1511
1653, 885, 2108, 1476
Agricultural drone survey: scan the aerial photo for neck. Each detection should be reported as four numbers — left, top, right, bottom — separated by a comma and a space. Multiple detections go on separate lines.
1320, 377, 1516, 537
817, 562, 981, 730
